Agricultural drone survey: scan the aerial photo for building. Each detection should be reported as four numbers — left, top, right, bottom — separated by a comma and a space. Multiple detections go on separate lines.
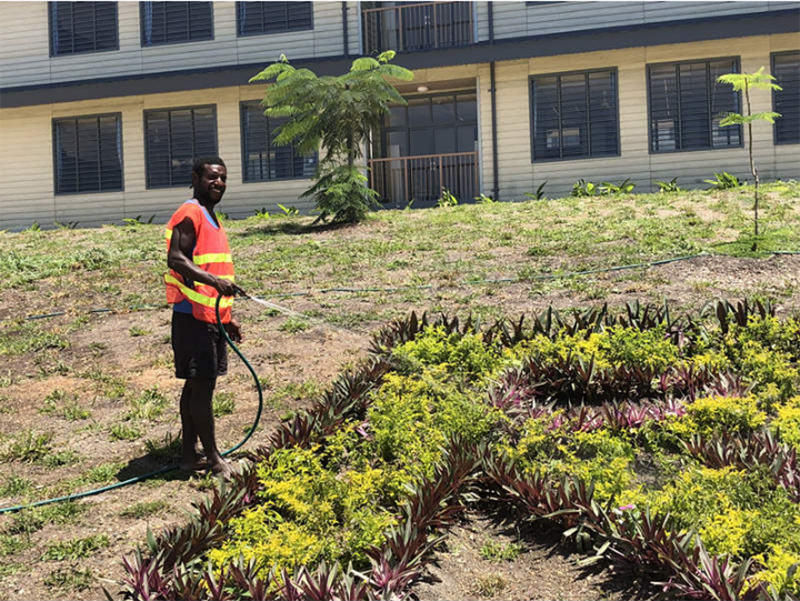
0, 1, 798, 230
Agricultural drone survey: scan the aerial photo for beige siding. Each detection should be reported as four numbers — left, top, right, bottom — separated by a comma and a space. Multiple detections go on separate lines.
477, 32, 800, 201
1, 1, 351, 90
493, 1, 799, 40
0, 86, 317, 231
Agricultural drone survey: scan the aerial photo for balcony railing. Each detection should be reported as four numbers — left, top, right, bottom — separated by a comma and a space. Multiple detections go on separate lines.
362, 2, 474, 54
368, 151, 479, 209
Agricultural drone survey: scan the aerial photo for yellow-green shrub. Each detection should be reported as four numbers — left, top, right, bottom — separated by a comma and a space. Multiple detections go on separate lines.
685, 395, 767, 435
751, 544, 800, 596
511, 325, 680, 373
774, 396, 800, 449
368, 372, 503, 480
391, 326, 502, 380
208, 446, 397, 580
500, 421, 636, 506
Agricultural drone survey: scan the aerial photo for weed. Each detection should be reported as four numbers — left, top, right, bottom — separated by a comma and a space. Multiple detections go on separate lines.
0, 534, 31, 556
82, 462, 123, 484
437, 188, 459, 208
472, 573, 507, 598
62, 399, 91, 421
126, 387, 169, 420
42, 534, 109, 561
144, 432, 181, 460
120, 499, 169, 519
44, 566, 94, 591
213, 391, 236, 417
1, 429, 53, 462
0, 476, 32, 498
279, 317, 310, 333
479, 540, 523, 562
656, 177, 682, 193
129, 325, 150, 337
475, 193, 495, 204
705, 171, 742, 189
40, 449, 81, 468
267, 380, 321, 408
524, 180, 548, 200
5, 509, 45, 536
109, 423, 142, 441
0, 561, 23, 577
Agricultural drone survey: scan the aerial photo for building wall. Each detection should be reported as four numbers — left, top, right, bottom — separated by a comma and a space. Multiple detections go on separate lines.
492, 1, 800, 41
0, 1, 350, 89
0, 85, 318, 231
477, 32, 800, 201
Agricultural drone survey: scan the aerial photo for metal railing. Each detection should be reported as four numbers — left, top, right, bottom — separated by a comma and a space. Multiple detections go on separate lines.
362, 2, 473, 54
368, 151, 479, 209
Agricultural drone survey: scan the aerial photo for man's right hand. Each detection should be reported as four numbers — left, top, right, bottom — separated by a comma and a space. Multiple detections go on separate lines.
214, 277, 237, 297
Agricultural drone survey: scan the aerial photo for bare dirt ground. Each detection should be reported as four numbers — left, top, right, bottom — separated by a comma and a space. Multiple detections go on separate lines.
0, 235, 798, 599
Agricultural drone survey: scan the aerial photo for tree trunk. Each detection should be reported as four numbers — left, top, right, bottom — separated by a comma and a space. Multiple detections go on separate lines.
745, 84, 759, 250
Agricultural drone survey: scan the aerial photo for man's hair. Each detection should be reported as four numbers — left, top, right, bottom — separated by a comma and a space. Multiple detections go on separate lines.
191, 156, 226, 186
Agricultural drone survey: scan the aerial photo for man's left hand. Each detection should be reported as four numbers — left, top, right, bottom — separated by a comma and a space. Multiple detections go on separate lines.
225, 318, 242, 342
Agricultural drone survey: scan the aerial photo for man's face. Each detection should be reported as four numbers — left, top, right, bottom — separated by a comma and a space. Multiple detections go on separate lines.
194, 164, 227, 205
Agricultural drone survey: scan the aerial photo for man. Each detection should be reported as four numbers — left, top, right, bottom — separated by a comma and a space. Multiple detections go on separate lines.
165, 157, 242, 479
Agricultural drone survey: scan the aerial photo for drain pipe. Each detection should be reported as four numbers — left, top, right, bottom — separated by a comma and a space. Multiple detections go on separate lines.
342, 1, 349, 56
490, 61, 499, 200
487, 3, 498, 200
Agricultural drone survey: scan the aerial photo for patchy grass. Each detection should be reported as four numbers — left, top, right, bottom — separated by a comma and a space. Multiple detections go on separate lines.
0, 182, 798, 599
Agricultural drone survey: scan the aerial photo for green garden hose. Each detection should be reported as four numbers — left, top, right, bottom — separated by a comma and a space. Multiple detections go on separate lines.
0, 292, 263, 515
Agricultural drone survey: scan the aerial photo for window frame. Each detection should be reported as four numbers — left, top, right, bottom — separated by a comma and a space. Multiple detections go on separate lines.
771, 50, 800, 146
239, 101, 317, 183
52, 112, 124, 195
139, 1, 214, 48
235, 1, 314, 37
48, 1, 119, 57
143, 104, 218, 189
377, 90, 479, 159
645, 55, 743, 155
528, 66, 621, 163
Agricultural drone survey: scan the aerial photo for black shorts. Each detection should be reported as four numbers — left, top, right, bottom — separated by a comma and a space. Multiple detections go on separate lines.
171, 311, 228, 379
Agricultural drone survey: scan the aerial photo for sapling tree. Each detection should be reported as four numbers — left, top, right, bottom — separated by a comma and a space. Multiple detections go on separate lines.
250, 51, 413, 224
716, 67, 782, 250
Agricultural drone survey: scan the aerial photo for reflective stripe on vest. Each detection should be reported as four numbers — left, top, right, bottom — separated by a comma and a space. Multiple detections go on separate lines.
164, 274, 234, 310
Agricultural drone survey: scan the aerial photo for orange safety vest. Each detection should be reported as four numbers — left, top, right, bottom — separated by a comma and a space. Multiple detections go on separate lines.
164, 199, 234, 324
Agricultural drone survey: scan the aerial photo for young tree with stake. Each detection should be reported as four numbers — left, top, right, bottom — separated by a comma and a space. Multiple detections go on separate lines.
717, 67, 782, 251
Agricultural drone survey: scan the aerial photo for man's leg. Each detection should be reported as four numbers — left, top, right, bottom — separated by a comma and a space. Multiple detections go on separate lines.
179, 381, 206, 470
186, 377, 231, 478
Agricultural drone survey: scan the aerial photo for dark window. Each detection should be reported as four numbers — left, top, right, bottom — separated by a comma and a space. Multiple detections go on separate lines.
530, 68, 619, 161
240, 101, 317, 181
53, 114, 123, 194
378, 91, 478, 158
49, 2, 118, 56
772, 51, 800, 145
647, 57, 741, 153
140, 1, 213, 46
144, 106, 217, 188
236, 2, 313, 36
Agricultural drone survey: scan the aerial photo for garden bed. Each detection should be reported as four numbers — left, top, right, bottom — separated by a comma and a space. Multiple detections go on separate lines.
118, 300, 800, 600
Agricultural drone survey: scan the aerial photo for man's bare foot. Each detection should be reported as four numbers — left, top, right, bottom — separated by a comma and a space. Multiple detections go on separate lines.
179, 451, 209, 472
210, 458, 233, 480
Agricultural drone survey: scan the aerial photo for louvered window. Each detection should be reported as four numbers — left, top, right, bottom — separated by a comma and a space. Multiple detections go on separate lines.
647, 57, 741, 153
530, 68, 619, 161
240, 101, 317, 181
237, 2, 313, 36
49, 2, 118, 56
53, 114, 123, 194
144, 106, 218, 188
140, 1, 213, 46
772, 51, 800, 145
